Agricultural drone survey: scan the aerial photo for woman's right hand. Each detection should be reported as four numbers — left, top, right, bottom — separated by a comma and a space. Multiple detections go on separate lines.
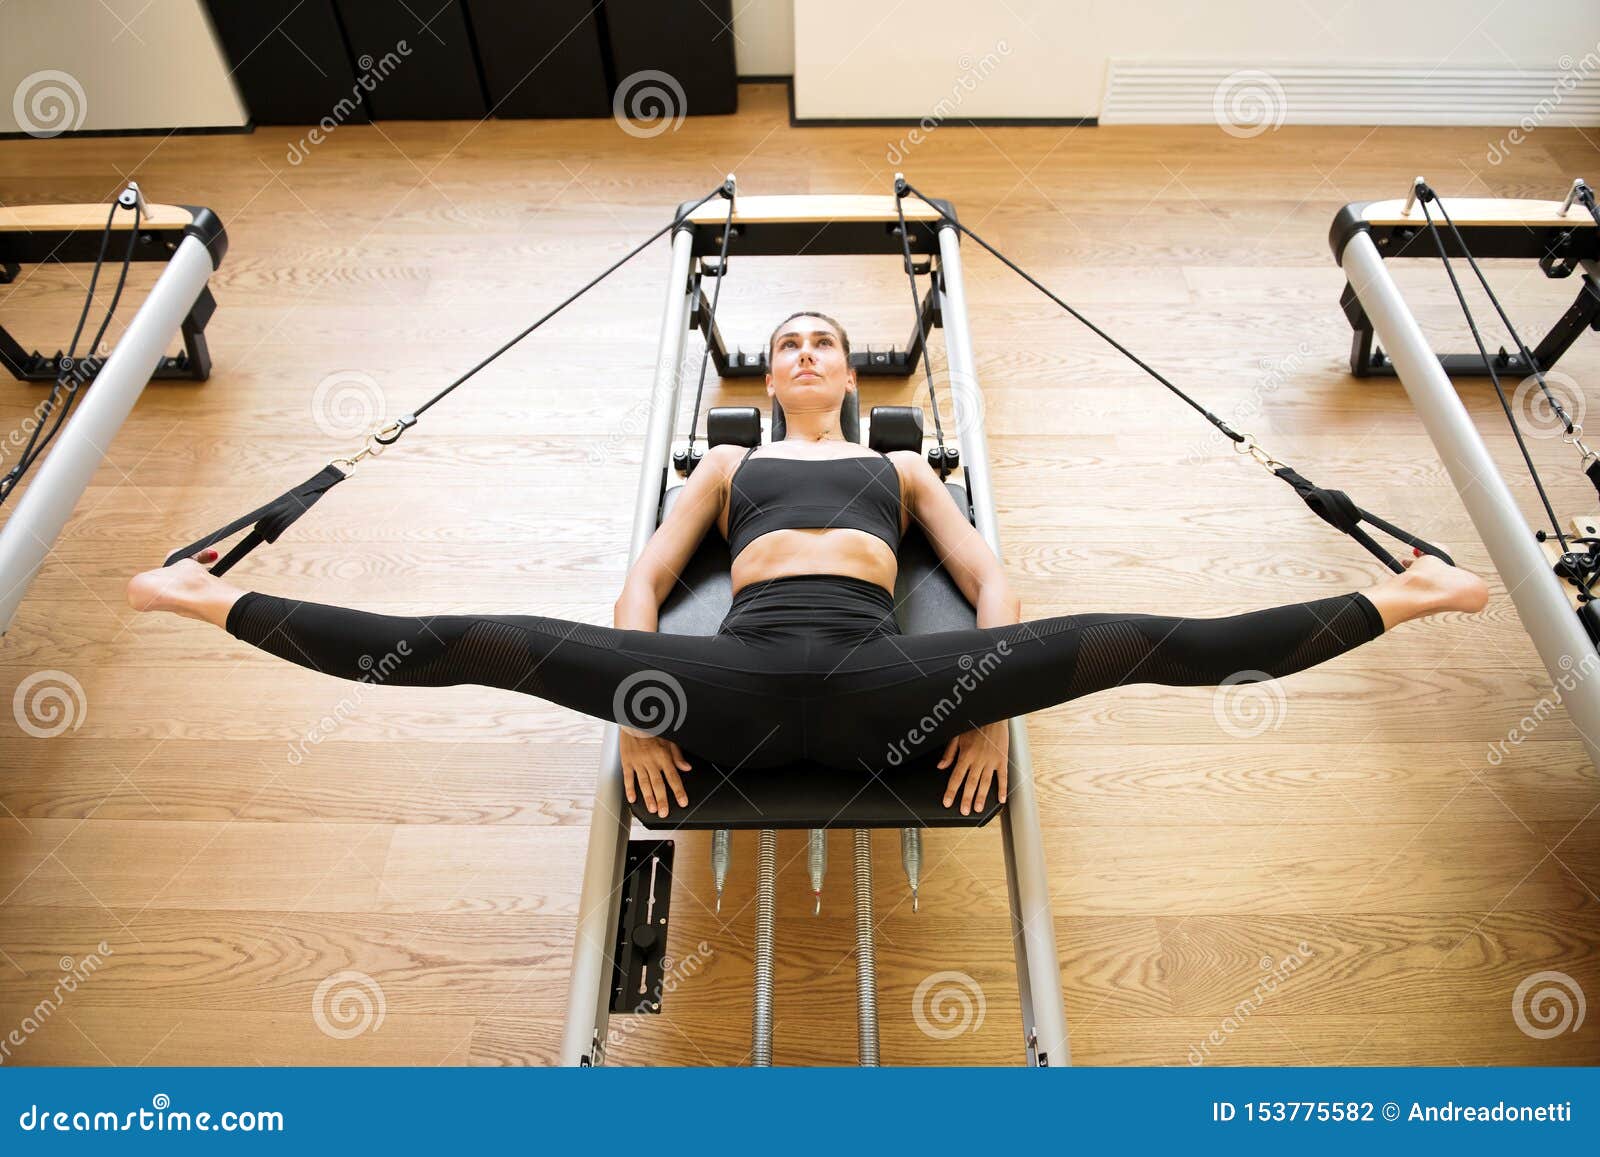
619, 728, 692, 817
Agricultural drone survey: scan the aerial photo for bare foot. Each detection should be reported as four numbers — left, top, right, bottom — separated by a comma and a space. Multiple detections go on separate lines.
126, 549, 223, 621
1398, 551, 1489, 615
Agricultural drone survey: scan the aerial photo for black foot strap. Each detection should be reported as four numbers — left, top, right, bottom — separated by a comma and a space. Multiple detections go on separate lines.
163, 463, 349, 576
1274, 465, 1454, 573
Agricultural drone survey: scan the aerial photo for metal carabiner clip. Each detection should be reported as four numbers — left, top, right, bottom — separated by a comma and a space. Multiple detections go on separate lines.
329, 418, 406, 473
1563, 422, 1598, 465
1233, 433, 1283, 473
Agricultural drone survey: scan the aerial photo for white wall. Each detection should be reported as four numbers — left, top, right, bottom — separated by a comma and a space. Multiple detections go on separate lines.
794, 0, 1600, 120
733, 0, 795, 75
0, 0, 247, 133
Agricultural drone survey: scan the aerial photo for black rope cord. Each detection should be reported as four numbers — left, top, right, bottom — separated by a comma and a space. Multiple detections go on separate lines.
893, 177, 1452, 573
682, 181, 737, 465
1424, 185, 1596, 479
372, 182, 732, 447
893, 190, 951, 478
168, 182, 731, 574
1414, 183, 1591, 597
0, 194, 141, 506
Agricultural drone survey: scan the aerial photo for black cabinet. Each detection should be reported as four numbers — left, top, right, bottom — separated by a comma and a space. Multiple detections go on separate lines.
467, 0, 612, 118
604, 0, 737, 116
205, 0, 370, 126
334, 0, 487, 119
207, 0, 738, 123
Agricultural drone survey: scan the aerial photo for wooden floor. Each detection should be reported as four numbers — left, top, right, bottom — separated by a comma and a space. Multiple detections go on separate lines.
1, 84, 1597, 1066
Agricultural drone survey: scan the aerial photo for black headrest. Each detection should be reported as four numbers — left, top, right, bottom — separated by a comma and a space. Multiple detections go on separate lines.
868, 406, 924, 453
707, 406, 761, 448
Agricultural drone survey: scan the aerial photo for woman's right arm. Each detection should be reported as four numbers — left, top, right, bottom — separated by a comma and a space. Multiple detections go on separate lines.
612, 444, 735, 815
612, 443, 734, 630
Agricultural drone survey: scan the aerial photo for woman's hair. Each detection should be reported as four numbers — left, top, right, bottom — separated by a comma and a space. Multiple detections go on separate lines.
767, 310, 851, 366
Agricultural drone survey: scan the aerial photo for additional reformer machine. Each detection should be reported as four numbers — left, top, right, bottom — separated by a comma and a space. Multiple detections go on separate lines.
1331, 180, 1600, 772
562, 189, 1071, 1067
0, 184, 226, 633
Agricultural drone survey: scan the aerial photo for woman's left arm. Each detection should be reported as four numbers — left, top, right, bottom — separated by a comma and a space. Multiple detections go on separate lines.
894, 451, 1021, 621
895, 453, 1017, 812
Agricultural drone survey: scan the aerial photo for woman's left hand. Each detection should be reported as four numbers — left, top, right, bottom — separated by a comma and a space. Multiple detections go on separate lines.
937, 720, 1009, 814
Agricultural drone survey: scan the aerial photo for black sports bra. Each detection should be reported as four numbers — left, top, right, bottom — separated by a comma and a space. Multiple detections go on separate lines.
725, 447, 903, 561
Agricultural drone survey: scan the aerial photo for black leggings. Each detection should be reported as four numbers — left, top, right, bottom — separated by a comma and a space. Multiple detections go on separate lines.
224, 573, 1385, 770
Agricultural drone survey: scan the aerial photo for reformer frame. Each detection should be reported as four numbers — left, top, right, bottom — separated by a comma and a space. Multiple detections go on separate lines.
1332, 187, 1600, 771
560, 193, 1070, 1067
0, 194, 227, 633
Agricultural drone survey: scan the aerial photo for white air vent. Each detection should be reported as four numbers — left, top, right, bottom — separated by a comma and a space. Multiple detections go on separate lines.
1102, 61, 1600, 129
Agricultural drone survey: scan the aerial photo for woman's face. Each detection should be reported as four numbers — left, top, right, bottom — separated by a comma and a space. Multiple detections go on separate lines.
767, 316, 854, 401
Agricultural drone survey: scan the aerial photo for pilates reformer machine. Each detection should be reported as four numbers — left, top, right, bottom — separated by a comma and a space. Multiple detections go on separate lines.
157, 172, 1469, 1066
0, 183, 226, 633
562, 186, 1070, 1067
1331, 179, 1600, 773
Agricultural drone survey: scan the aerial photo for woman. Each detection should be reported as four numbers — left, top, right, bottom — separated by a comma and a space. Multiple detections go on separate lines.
127, 311, 1489, 819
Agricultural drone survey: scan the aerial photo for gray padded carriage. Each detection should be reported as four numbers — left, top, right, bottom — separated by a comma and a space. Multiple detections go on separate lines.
628, 395, 1002, 831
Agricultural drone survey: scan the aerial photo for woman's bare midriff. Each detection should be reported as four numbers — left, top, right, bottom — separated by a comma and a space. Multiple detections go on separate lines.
729, 528, 899, 597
